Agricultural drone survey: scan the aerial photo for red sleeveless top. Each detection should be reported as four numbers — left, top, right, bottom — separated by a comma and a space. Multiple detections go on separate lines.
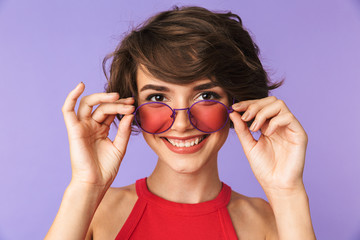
115, 178, 238, 240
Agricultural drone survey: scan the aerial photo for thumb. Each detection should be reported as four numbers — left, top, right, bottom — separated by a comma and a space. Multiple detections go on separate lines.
113, 114, 134, 158
229, 111, 257, 154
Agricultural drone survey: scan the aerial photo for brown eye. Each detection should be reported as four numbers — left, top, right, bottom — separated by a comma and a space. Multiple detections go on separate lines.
198, 92, 221, 101
146, 94, 166, 102
154, 95, 164, 101
201, 93, 212, 100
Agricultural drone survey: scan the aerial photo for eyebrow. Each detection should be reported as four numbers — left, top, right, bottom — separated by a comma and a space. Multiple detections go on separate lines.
139, 82, 217, 92
193, 82, 217, 91
140, 84, 170, 92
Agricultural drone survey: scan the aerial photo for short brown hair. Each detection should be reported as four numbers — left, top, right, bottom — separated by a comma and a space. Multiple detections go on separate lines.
103, 6, 283, 129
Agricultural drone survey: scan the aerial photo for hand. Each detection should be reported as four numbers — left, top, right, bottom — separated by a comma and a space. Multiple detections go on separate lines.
229, 96, 308, 193
61, 82, 135, 189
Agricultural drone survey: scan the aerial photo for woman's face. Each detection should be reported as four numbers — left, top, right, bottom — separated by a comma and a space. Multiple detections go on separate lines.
136, 67, 230, 174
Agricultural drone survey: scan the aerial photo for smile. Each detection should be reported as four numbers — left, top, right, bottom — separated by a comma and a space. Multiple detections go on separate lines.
164, 135, 208, 148
160, 134, 210, 154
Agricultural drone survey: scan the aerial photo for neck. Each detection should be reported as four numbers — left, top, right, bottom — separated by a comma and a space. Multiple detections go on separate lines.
146, 155, 222, 204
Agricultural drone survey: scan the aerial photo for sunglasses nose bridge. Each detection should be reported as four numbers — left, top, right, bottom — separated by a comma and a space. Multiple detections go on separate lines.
170, 107, 192, 130
172, 107, 192, 117
172, 107, 190, 115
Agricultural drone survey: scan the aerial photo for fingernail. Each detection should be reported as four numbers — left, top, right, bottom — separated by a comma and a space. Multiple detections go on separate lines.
266, 128, 274, 136
250, 121, 257, 131
107, 92, 119, 97
233, 103, 241, 109
241, 112, 249, 121
76, 82, 83, 88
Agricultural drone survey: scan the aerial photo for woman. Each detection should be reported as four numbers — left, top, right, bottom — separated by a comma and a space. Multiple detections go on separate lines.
46, 6, 316, 240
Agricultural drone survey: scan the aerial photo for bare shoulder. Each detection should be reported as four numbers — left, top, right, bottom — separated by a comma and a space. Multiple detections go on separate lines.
227, 190, 278, 239
86, 183, 138, 240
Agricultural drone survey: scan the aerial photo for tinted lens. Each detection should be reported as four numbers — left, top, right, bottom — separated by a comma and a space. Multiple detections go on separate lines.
136, 102, 174, 134
190, 100, 229, 133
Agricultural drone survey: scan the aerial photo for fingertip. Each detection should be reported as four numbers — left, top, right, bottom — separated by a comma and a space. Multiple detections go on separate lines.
230, 111, 257, 152
264, 128, 274, 137
230, 112, 248, 133
119, 114, 134, 130
229, 110, 241, 117
232, 102, 247, 111
128, 114, 135, 124
113, 114, 134, 154
231, 103, 240, 109
125, 97, 135, 103
77, 81, 84, 89
126, 114, 135, 121
229, 111, 243, 125
73, 82, 85, 96
107, 92, 119, 98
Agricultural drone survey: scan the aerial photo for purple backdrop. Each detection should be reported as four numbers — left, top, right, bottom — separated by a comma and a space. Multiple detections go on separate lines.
0, 0, 359, 239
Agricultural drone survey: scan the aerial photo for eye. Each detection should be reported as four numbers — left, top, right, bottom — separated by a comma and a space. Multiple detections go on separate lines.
197, 91, 221, 101
146, 94, 167, 102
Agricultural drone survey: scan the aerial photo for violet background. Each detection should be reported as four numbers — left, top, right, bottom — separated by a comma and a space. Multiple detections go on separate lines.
0, 0, 359, 239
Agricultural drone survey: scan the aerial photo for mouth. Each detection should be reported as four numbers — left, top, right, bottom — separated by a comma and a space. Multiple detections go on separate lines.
160, 134, 210, 154
161, 135, 209, 148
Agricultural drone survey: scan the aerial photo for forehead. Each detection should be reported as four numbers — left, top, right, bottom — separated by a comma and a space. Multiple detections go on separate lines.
136, 65, 213, 90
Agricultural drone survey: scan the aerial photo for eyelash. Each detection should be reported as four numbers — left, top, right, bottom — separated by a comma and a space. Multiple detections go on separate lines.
196, 91, 221, 101
145, 94, 167, 102
145, 91, 222, 102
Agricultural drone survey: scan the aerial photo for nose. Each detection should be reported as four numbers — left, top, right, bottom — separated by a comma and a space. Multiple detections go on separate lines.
171, 108, 193, 132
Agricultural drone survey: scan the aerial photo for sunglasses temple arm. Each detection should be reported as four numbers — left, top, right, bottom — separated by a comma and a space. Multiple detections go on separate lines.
228, 98, 236, 113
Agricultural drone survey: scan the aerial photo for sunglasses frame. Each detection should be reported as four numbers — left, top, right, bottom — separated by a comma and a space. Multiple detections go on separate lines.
133, 99, 234, 134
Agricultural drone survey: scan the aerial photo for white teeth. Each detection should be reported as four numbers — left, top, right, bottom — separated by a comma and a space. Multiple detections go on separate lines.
167, 136, 206, 148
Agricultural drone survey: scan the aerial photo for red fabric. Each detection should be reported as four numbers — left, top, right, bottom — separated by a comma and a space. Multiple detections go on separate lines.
115, 178, 238, 240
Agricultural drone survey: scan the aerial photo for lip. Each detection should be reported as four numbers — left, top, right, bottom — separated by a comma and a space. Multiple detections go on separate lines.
160, 134, 206, 140
161, 134, 209, 154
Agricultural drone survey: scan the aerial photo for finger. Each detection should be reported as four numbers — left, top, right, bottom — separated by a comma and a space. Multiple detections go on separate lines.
264, 112, 302, 137
102, 97, 134, 126
103, 115, 116, 127
229, 111, 257, 154
232, 96, 277, 111
114, 97, 135, 104
232, 96, 278, 122
113, 114, 134, 156
249, 99, 290, 132
77, 92, 120, 120
91, 101, 135, 124
61, 82, 84, 127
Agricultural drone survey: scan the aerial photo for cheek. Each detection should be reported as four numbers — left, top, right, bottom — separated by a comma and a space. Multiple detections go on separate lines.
142, 132, 155, 146
211, 124, 230, 150
142, 133, 163, 155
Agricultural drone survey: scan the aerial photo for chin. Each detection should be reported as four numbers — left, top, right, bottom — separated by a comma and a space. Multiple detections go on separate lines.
163, 156, 209, 174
